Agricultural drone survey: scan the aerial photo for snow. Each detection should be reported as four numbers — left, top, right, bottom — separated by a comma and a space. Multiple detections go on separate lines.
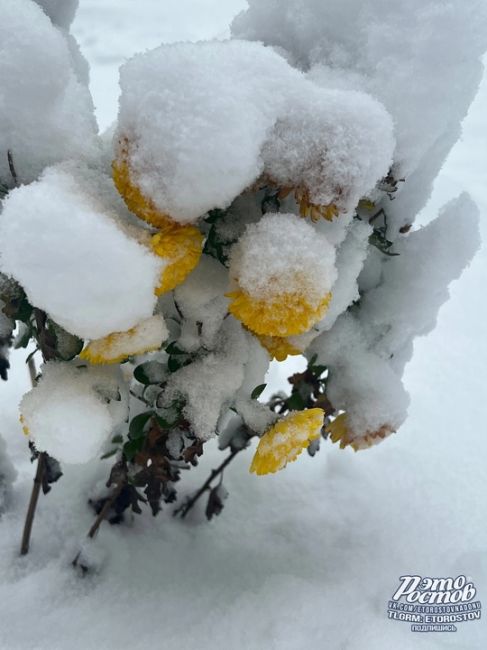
359, 194, 481, 372
0, 167, 162, 340
312, 217, 371, 334
0, 433, 16, 514
233, 0, 487, 180
309, 314, 410, 440
262, 85, 394, 214
163, 318, 253, 440
116, 40, 300, 223
34, 0, 79, 28
0, 0, 98, 185
20, 362, 128, 464
174, 256, 230, 350
0, 1, 485, 649
229, 213, 336, 303
116, 38, 392, 224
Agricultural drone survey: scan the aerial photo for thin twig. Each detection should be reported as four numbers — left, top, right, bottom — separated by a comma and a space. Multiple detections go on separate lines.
20, 452, 46, 555
19, 312, 58, 555
27, 356, 37, 388
71, 481, 125, 569
175, 448, 240, 518
87, 481, 125, 539
7, 150, 18, 187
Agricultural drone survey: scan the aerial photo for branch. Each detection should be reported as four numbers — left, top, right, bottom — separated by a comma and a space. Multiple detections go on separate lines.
7, 150, 19, 187
174, 448, 240, 518
20, 451, 46, 555
87, 481, 125, 539
72, 480, 125, 570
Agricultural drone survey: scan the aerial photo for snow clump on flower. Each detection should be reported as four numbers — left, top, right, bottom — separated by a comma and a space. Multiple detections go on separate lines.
0, 167, 162, 340
228, 213, 337, 337
20, 362, 128, 464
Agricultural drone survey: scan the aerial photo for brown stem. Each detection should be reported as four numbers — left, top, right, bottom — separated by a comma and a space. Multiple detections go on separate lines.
176, 448, 240, 518
7, 150, 18, 187
27, 356, 37, 388
20, 452, 46, 556
87, 482, 124, 540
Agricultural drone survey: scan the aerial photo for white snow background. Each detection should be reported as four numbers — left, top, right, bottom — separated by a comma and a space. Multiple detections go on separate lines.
0, 1, 486, 648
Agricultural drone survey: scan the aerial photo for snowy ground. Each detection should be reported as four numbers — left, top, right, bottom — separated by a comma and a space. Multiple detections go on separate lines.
0, 2, 486, 649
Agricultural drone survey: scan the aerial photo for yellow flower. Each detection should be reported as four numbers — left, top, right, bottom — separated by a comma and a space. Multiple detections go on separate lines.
278, 185, 339, 222
250, 408, 324, 475
227, 289, 331, 337
326, 413, 394, 451
19, 414, 29, 436
150, 224, 203, 295
112, 137, 173, 229
80, 315, 167, 365
257, 335, 301, 361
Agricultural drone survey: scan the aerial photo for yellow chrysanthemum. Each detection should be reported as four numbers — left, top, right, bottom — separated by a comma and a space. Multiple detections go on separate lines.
150, 224, 203, 295
326, 413, 394, 451
257, 335, 301, 362
112, 137, 173, 229
80, 316, 167, 365
278, 186, 339, 222
20, 414, 29, 436
250, 408, 324, 475
227, 289, 331, 337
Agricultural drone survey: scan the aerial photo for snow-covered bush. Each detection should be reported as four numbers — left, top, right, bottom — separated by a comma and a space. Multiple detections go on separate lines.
0, 0, 484, 550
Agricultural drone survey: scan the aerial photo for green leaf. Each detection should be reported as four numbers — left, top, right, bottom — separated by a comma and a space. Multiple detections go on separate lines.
251, 383, 267, 400
165, 341, 186, 355
111, 434, 124, 444
100, 448, 118, 460
167, 355, 185, 373
15, 324, 32, 349
308, 354, 318, 367
204, 208, 226, 224
123, 438, 144, 462
5, 294, 33, 323
134, 360, 166, 385
155, 415, 172, 429
310, 364, 327, 378
128, 411, 153, 440
286, 392, 306, 411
